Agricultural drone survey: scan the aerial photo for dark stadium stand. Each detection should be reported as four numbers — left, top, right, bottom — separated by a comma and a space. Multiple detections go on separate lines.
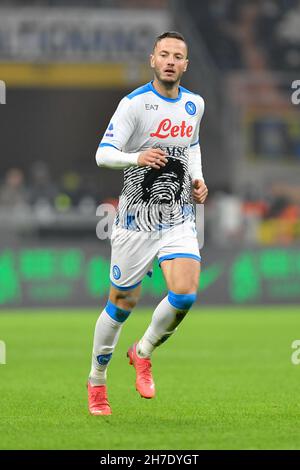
186, 0, 300, 71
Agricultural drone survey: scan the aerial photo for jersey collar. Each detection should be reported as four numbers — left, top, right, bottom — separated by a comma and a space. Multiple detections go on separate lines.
149, 81, 182, 103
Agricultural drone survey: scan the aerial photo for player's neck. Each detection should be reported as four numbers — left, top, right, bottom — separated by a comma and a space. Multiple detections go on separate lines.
152, 79, 180, 99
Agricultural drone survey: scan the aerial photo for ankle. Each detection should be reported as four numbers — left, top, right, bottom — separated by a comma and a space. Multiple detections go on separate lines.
137, 339, 152, 359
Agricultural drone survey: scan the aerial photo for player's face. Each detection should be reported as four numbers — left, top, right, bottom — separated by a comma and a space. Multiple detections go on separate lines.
150, 38, 188, 86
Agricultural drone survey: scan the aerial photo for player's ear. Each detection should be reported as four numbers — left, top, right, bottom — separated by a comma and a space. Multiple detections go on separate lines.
150, 54, 155, 69
183, 59, 189, 72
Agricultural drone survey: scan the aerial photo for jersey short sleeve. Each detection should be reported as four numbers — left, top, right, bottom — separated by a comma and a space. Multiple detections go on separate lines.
100, 97, 136, 151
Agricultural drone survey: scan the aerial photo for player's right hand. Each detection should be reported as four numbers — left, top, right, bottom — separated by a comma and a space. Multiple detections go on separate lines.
137, 148, 168, 169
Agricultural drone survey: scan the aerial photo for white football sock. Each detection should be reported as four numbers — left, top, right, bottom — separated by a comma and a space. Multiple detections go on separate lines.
137, 295, 189, 358
89, 309, 124, 386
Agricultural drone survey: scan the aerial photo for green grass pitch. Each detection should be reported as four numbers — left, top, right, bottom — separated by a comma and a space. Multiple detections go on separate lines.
0, 306, 300, 450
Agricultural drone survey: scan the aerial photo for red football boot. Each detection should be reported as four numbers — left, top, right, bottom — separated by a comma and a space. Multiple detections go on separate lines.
87, 382, 112, 416
127, 342, 155, 399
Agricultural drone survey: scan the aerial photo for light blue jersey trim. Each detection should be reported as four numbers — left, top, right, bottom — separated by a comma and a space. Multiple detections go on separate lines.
110, 279, 142, 291
158, 253, 201, 265
99, 143, 120, 150
126, 81, 199, 103
181, 85, 197, 95
149, 81, 182, 103
181, 86, 204, 102
126, 83, 152, 100
190, 140, 199, 147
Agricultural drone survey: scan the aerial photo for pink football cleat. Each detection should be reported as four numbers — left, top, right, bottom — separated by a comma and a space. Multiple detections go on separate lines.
87, 382, 112, 416
127, 343, 155, 399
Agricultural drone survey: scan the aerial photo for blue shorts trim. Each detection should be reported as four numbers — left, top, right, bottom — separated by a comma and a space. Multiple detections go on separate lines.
158, 253, 201, 266
110, 279, 142, 291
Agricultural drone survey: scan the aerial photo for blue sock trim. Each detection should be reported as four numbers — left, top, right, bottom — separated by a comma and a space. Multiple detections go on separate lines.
168, 291, 197, 310
105, 300, 131, 323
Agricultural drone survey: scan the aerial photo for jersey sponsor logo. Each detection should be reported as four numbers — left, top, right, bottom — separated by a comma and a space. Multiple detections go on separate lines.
185, 101, 196, 115
105, 122, 114, 137
150, 119, 193, 139
154, 144, 188, 158
112, 264, 121, 280
145, 104, 159, 110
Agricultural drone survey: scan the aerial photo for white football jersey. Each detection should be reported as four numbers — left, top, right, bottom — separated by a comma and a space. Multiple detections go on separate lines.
99, 80, 205, 231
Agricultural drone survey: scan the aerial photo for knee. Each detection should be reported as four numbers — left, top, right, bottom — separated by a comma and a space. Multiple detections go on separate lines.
170, 279, 199, 296
168, 290, 197, 311
110, 291, 139, 311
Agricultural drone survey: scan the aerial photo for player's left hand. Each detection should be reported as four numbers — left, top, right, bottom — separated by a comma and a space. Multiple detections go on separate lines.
192, 179, 208, 204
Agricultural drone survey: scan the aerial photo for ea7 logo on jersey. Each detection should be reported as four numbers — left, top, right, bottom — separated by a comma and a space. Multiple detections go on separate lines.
145, 104, 159, 110
150, 119, 193, 139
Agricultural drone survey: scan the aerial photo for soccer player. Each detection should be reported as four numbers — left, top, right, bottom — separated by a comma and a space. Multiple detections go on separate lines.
87, 31, 208, 415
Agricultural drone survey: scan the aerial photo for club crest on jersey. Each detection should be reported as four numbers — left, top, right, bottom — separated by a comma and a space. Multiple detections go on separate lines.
185, 101, 196, 115
150, 119, 193, 139
105, 123, 114, 137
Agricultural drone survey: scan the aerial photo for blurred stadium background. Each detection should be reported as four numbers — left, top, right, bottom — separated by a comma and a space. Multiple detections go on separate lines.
0, 0, 299, 308
1, 0, 300, 452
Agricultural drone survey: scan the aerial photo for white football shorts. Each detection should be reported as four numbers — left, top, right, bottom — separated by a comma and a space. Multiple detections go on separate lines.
109, 219, 201, 290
